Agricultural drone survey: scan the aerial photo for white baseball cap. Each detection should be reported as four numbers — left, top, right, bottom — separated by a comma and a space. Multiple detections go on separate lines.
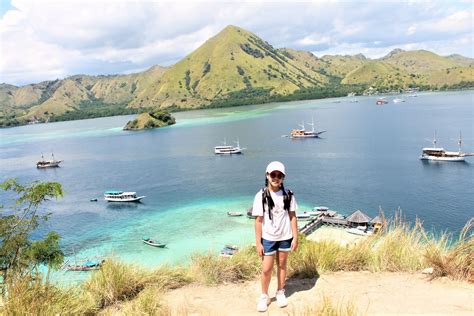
266, 161, 286, 175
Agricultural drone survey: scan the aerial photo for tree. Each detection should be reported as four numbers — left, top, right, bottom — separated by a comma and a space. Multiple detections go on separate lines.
0, 179, 64, 290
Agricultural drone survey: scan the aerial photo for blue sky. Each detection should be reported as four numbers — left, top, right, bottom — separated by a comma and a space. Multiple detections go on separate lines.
1, 0, 472, 86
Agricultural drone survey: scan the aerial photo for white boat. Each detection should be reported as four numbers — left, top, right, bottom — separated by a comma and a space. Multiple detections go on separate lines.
290, 117, 326, 138
104, 190, 145, 202
393, 98, 405, 103
214, 138, 245, 154
227, 211, 243, 217
142, 238, 166, 248
420, 132, 472, 162
296, 213, 313, 221
37, 152, 62, 168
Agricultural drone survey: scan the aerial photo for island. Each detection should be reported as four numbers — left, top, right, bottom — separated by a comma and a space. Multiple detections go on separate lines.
123, 110, 176, 130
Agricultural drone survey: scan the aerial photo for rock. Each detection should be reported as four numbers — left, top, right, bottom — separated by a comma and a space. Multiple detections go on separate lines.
421, 267, 434, 274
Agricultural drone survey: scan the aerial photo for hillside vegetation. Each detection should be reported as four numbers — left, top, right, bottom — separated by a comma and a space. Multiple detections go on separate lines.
1, 25, 473, 127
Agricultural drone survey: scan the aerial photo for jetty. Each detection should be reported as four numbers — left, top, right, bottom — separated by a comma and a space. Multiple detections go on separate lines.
299, 209, 382, 236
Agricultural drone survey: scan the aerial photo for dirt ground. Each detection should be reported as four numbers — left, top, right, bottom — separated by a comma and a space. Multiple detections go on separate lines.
163, 271, 474, 315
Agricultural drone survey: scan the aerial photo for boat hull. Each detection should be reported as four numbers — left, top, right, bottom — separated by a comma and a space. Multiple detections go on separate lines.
105, 196, 145, 202
37, 161, 62, 168
420, 155, 465, 162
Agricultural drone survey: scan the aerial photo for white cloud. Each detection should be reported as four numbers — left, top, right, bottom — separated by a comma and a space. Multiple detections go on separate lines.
0, 0, 472, 85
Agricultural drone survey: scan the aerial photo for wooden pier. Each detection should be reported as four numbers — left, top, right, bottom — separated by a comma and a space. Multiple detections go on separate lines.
299, 216, 351, 236
299, 217, 322, 235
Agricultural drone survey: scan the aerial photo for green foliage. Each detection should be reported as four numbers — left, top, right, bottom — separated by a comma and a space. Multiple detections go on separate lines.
240, 43, 264, 58
0, 179, 64, 285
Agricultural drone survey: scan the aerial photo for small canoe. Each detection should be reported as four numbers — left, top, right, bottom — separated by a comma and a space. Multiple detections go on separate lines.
227, 211, 243, 217
142, 238, 166, 248
90, 198, 98, 202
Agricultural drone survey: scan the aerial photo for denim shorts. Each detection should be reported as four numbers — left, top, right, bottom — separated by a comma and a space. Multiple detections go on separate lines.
261, 238, 293, 256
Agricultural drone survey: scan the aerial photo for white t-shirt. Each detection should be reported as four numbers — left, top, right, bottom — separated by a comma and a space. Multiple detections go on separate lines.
252, 189, 297, 241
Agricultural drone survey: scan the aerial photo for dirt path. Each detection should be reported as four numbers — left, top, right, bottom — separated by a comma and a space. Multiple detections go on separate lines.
163, 272, 474, 315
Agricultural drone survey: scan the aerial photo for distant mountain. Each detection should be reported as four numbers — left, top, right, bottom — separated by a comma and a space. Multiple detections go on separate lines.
1, 25, 472, 127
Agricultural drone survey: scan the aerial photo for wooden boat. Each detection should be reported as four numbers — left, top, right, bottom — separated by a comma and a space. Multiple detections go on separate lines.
104, 190, 145, 202
142, 238, 166, 248
36, 152, 62, 168
227, 211, 243, 217
220, 244, 239, 257
64, 260, 103, 271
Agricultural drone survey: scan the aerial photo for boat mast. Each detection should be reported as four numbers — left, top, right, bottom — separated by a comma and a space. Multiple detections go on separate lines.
234, 137, 240, 148
299, 120, 305, 130
308, 116, 315, 133
432, 131, 437, 148
458, 131, 462, 153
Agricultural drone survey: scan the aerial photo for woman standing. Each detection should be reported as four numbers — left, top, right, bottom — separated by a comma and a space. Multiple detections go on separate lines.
252, 161, 298, 312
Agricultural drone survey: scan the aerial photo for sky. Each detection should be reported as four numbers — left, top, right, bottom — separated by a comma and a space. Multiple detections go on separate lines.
0, 0, 472, 86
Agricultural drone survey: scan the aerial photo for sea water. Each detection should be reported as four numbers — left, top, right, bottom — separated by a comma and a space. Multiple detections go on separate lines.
1, 91, 473, 282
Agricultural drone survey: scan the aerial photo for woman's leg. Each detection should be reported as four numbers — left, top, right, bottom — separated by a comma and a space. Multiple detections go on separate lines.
261, 255, 274, 294
275, 251, 289, 290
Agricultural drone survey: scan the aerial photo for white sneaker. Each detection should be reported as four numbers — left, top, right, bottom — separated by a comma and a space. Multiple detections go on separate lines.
256, 294, 270, 312
275, 289, 288, 307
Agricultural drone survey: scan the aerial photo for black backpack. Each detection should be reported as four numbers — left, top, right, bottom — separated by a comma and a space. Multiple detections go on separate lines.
261, 187, 293, 220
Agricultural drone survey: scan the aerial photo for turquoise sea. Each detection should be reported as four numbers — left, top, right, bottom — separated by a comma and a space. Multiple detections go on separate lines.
1, 91, 473, 282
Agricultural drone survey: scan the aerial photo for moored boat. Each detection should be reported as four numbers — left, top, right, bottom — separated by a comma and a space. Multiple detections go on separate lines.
219, 244, 239, 257
142, 238, 166, 248
64, 260, 104, 271
420, 132, 473, 162
227, 211, 243, 217
36, 152, 62, 168
214, 138, 245, 154
104, 190, 145, 202
290, 117, 326, 138
376, 97, 388, 105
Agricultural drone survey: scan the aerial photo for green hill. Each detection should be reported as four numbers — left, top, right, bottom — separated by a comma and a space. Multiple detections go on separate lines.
129, 25, 327, 110
1, 25, 473, 127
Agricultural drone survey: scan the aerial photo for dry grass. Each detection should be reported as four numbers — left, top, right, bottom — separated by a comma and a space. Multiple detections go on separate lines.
423, 219, 474, 281
301, 295, 364, 316
99, 286, 170, 316
288, 213, 473, 283
189, 246, 261, 285
83, 259, 192, 309
2, 273, 96, 315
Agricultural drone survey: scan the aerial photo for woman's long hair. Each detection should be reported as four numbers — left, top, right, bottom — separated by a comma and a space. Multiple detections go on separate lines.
262, 177, 292, 220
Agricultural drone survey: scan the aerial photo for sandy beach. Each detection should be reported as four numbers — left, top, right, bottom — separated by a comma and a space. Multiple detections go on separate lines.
306, 225, 367, 246
163, 272, 474, 315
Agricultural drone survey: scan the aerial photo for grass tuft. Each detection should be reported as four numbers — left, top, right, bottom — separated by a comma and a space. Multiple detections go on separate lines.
190, 246, 260, 285
2, 273, 96, 315
302, 295, 363, 316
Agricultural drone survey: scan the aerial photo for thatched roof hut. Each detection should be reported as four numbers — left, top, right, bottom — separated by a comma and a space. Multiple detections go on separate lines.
371, 215, 383, 224
346, 210, 371, 224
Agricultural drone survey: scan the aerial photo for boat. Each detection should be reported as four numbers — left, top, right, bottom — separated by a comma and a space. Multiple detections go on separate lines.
420, 132, 473, 162
104, 190, 145, 202
90, 198, 98, 202
376, 97, 388, 105
142, 238, 166, 248
296, 213, 313, 221
214, 138, 245, 154
247, 207, 257, 219
36, 152, 62, 168
64, 260, 104, 271
290, 117, 326, 138
219, 244, 239, 257
393, 98, 405, 103
227, 211, 243, 217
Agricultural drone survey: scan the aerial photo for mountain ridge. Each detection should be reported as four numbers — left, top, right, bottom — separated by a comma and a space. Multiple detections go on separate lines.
1, 25, 473, 127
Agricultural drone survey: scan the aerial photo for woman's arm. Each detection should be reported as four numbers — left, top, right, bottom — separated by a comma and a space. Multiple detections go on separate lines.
255, 216, 264, 257
289, 211, 298, 251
